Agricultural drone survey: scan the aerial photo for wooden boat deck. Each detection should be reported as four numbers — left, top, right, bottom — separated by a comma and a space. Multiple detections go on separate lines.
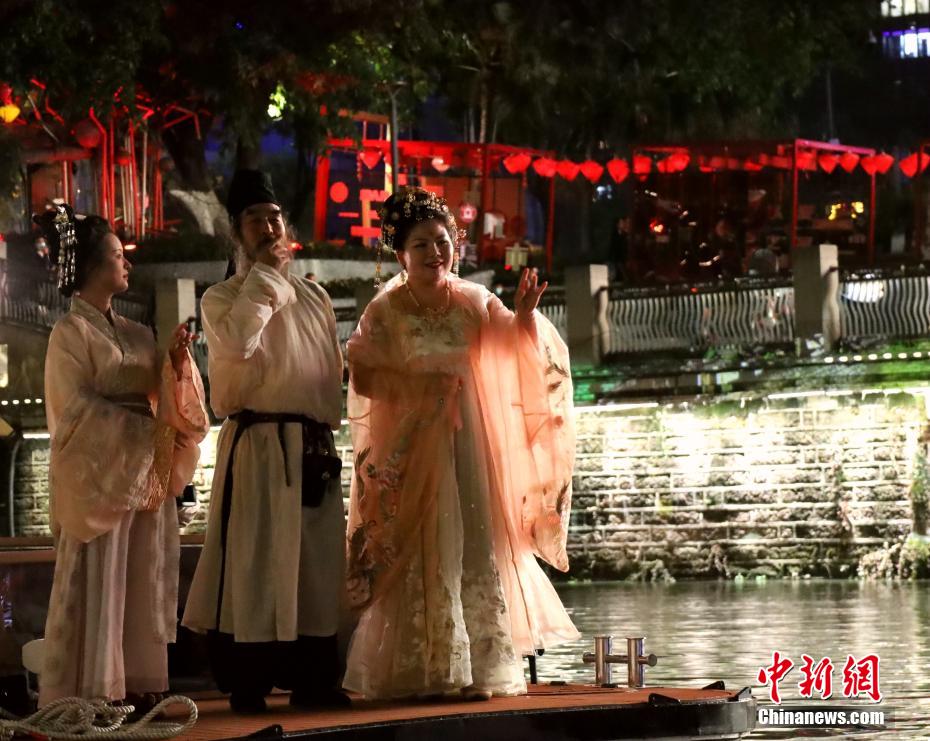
169, 684, 756, 740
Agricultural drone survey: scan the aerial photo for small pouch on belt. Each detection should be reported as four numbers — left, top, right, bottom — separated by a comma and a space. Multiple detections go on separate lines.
300, 423, 342, 508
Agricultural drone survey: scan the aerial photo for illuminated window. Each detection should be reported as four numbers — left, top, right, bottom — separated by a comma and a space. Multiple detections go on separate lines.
919, 0, 930, 12
0, 345, 7, 388
905, 0, 916, 14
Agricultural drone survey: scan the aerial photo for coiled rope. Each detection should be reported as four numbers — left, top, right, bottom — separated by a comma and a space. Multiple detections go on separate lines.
0, 694, 197, 740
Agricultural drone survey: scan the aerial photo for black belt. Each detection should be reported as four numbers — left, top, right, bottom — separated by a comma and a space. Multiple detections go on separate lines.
214, 410, 342, 629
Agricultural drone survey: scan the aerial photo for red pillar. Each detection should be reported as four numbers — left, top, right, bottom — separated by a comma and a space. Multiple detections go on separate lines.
868, 168, 876, 266
790, 141, 799, 253
477, 144, 492, 265
313, 153, 331, 243
545, 174, 556, 274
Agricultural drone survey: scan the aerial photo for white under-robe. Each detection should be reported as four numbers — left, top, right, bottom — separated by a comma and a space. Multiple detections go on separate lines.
181, 263, 346, 643
39, 296, 208, 705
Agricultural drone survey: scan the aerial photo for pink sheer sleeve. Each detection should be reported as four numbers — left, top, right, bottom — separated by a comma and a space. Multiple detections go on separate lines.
475, 295, 575, 571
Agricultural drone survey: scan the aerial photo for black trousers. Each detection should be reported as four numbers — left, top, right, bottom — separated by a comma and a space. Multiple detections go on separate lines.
207, 630, 340, 698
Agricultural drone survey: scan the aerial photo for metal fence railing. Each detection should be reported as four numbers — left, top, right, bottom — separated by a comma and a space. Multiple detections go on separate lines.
840, 275, 930, 341
0, 274, 152, 331
603, 281, 796, 354
11, 271, 930, 361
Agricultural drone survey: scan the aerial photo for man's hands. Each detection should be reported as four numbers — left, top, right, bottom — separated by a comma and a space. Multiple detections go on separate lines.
254, 236, 292, 276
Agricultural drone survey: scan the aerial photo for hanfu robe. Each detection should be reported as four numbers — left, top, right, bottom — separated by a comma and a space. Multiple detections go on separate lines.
343, 275, 579, 699
181, 263, 345, 644
40, 296, 208, 705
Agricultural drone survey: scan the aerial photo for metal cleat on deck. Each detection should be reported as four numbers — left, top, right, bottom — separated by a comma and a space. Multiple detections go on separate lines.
583, 635, 658, 688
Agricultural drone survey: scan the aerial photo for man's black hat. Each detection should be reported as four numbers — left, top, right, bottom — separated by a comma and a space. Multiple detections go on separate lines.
226, 169, 279, 218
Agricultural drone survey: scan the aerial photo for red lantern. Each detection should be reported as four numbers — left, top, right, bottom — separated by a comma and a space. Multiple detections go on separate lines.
502, 152, 532, 174
579, 160, 604, 183
656, 157, 671, 174
115, 150, 132, 167
898, 152, 929, 178
698, 156, 715, 173
359, 150, 382, 169
796, 151, 816, 171
556, 160, 580, 180
73, 119, 102, 149
431, 156, 451, 173
667, 152, 690, 173
818, 154, 839, 174
532, 157, 557, 178
632, 155, 652, 176
606, 158, 629, 183
839, 152, 859, 173
458, 202, 478, 224
743, 159, 763, 172
860, 156, 878, 175
874, 152, 895, 174
770, 156, 792, 169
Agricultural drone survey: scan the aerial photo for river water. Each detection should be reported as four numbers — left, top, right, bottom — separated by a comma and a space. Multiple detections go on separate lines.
549, 580, 930, 738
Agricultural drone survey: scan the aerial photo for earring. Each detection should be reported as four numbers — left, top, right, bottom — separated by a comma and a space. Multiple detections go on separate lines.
452, 248, 460, 276
374, 241, 383, 288
400, 268, 408, 284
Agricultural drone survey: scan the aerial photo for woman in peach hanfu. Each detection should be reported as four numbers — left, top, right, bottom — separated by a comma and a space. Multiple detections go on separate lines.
35, 204, 209, 707
344, 187, 579, 701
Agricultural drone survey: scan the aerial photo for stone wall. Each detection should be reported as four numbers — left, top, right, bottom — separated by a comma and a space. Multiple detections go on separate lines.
568, 391, 923, 579
13, 389, 928, 578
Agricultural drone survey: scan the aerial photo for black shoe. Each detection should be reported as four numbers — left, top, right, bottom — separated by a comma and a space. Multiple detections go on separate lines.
289, 688, 352, 709
230, 692, 268, 714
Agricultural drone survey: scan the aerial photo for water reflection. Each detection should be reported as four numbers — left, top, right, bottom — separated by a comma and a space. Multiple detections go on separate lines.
2, 561, 928, 738
550, 580, 930, 738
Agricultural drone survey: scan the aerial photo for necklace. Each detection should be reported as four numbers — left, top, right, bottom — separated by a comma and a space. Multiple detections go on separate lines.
405, 281, 452, 330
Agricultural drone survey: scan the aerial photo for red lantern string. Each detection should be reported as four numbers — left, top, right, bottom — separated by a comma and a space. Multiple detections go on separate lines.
606, 158, 629, 183
532, 157, 557, 178
839, 152, 859, 173
818, 154, 839, 174
579, 160, 604, 182
557, 160, 580, 180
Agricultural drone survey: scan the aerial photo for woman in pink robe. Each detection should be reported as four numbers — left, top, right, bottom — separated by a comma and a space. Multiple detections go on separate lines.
35, 205, 208, 707
344, 188, 579, 700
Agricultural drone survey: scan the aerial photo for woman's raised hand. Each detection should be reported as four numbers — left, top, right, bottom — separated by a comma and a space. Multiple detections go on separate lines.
514, 268, 548, 322
169, 322, 196, 380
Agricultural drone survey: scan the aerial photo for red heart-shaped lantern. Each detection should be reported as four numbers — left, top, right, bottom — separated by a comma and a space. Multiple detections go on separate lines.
532, 157, 557, 178
360, 150, 382, 169
502, 152, 532, 174
579, 160, 604, 183
874, 152, 895, 174
898, 152, 929, 178
818, 154, 839, 174
632, 155, 652, 176
606, 158, 629, 183
839, 152, 859, 173
557, 160, 580, 180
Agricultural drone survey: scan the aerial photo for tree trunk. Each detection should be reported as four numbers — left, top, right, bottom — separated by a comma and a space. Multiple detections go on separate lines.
289, 132, 315, 239
236, 138, 261, 171
160, 117, 213, 192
